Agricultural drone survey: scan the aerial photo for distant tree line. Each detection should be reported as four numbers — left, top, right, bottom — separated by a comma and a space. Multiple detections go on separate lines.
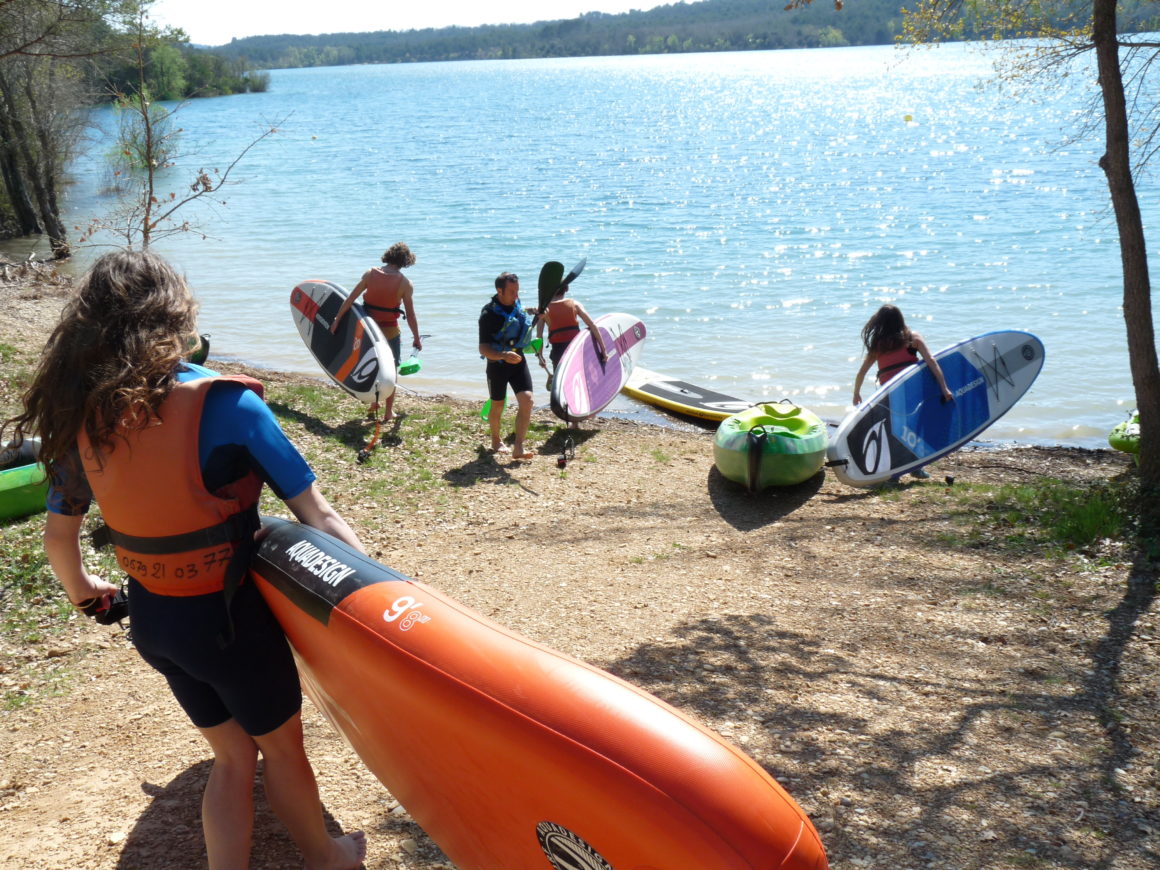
214, 0, 1160, 69
103, 41, 271, 102
0, 1, 267, 251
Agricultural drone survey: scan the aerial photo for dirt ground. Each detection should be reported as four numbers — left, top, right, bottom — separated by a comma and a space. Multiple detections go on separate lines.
1, 267, 1157, 870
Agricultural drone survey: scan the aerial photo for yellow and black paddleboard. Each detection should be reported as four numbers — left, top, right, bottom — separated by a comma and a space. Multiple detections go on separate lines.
623, 366, 753, 422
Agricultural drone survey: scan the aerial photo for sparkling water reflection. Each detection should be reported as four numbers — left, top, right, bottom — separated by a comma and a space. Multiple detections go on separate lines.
38, 42, 1150, 446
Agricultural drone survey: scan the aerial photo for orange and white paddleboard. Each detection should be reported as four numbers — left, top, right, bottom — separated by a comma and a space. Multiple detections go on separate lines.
289, 279, 395, 407
252, 518, 828, 870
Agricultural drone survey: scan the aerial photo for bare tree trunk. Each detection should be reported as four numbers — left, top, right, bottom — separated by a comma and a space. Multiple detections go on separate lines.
1093, 0, 1160, 522
0, 64, 70, 254
21, 64, 69, 257
0, 123, 42, 234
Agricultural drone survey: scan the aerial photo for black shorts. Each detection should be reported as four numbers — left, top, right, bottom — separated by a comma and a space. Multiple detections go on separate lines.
486, 356, 533, 402
549, 340, 570, 368
128, 578, 301, 736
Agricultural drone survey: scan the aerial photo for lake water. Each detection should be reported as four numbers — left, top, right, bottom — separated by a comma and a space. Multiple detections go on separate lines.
41, 42, 1154, 446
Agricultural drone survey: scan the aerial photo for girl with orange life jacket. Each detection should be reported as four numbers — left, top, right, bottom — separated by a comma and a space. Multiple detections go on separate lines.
851, 304, 954, 481
2, 250, 368, 870
331, 241, 422, 422
534, 285, 609, 376
852, 304, 953, 407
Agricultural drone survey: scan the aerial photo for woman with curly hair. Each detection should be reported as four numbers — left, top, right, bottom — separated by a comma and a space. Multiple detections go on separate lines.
331, 241, 422, 422
2, 250, 367, 870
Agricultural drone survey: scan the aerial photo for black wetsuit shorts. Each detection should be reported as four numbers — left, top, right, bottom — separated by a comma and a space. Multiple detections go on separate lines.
485, 355, 533, 402
128, 577, 301, 736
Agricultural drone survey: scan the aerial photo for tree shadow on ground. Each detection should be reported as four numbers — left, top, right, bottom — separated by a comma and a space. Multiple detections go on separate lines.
114, 761, 364, 869
267, 400, 369, 452
606, 581, 1160, 870
1079, 552, 1158, 868
706, 465, 826, 531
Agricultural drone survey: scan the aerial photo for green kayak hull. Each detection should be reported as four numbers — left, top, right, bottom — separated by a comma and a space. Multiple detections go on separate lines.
713, 402, 828, 491
0, 438, 48, 521
1109, 410, 1139, 455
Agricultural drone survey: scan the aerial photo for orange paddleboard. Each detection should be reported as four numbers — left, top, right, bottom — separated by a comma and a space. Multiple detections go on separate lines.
252, 518, 828, 870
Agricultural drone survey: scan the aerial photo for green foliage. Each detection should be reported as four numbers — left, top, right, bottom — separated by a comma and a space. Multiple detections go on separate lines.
0, 510, 124, 710
93, 28, 268, 100
991, 479, 1127, 551
110, 90, 177, 173
901, 0, 1156, 43
207, 0, 1160, 70
213, 0, 917, 68
177, 45, 269, 97
923, 476, 1132, 555
148, 42, 186, 100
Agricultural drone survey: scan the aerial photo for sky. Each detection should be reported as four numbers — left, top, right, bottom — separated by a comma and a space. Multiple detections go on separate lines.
151, 1, 670, 47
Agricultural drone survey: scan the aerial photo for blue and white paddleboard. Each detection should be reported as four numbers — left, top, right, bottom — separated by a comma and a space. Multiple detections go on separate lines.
827, 330, 1045, 487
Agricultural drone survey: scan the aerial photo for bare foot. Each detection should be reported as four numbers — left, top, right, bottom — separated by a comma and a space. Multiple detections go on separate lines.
511, 449, 535, 460
306, 830, 366, 870
489, 443, 511, 455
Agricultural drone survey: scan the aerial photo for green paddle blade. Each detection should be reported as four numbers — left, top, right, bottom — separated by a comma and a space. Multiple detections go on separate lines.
480, 398, 505, 420
537, 261, 565, 311
398, 351, 422, 376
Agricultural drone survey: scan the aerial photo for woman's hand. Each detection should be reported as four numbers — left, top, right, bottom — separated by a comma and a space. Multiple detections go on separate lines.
68, 575, 120, 609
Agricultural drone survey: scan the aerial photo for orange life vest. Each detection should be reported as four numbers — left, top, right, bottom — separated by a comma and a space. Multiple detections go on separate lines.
546, 299, 580, 345
78, 376, 264, 596
363, 268, 404, 328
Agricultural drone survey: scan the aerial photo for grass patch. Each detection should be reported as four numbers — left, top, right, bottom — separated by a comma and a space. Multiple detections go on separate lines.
986, 478, 1130, 552
0, 517, 71, 642
0, 512, 122, 709
916, 476, 1131, 556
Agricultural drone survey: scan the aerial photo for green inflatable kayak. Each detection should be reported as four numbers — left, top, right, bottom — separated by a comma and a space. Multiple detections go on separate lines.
188, 333, 210, 365
1108, 409, 1140, 455
713, 402, 828, 492
0, 437, 49, 521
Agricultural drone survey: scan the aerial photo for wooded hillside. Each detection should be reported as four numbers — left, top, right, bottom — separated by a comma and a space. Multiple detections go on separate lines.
213, 0, 1159, 68
213, 0, 915, 68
